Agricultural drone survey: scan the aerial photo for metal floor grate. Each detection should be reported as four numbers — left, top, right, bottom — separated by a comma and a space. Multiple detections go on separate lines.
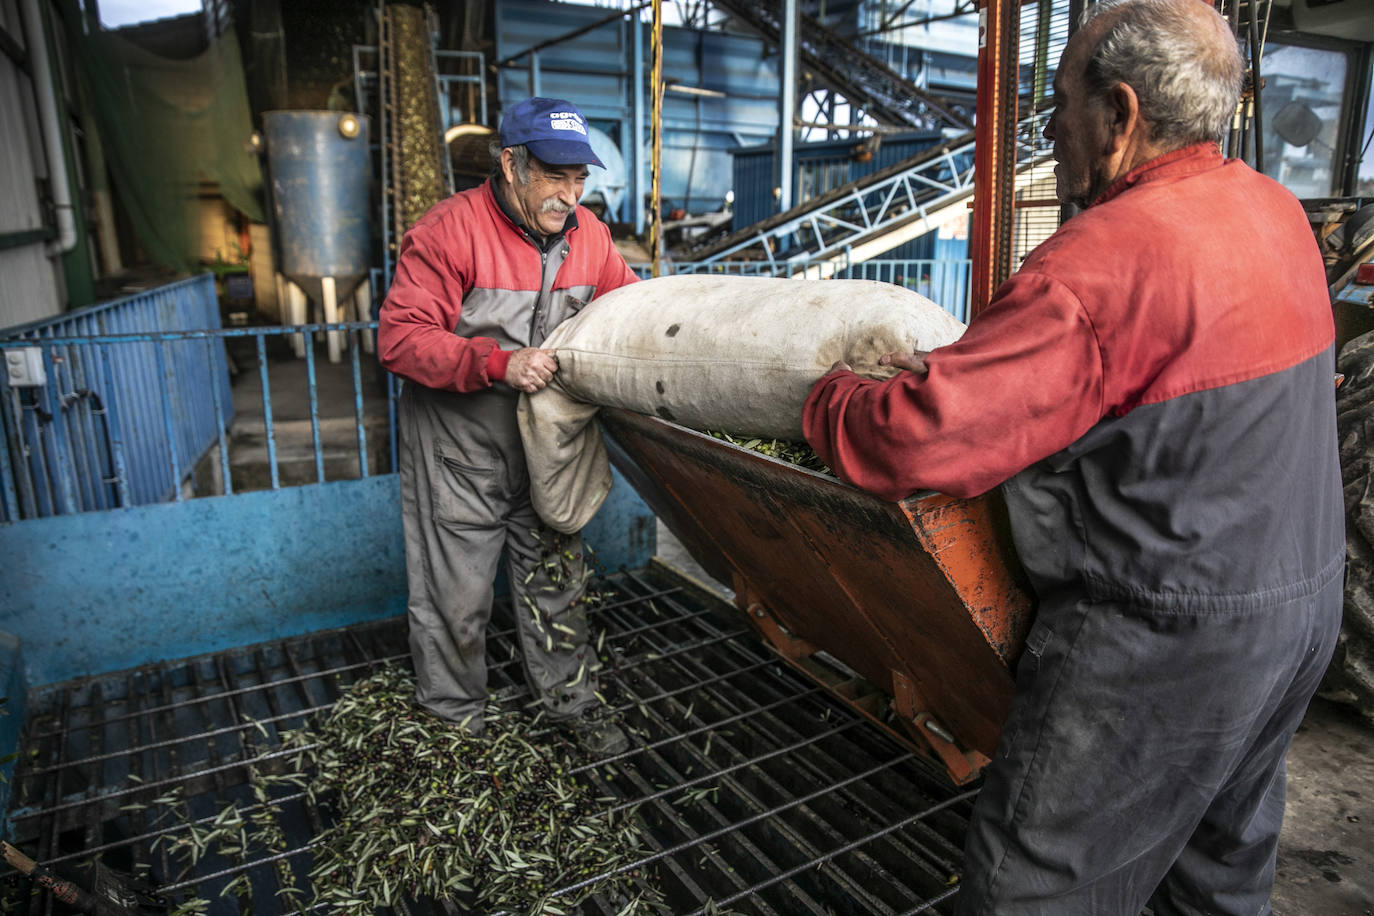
3, 564, 974, 915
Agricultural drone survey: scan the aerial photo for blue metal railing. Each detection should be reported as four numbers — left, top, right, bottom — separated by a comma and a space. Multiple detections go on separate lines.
1, 275, 233, 519
628, 257, 972, 322
1, 263, 966, 523
2, 272, 395, 522
832, 259, 972, 323
0, 323, 392, 523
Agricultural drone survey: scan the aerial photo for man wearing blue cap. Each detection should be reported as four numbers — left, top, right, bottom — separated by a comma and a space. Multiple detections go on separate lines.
378, 98, 637, 756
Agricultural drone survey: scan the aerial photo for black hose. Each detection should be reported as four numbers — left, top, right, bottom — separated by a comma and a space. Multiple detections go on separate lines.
1249, 2, 1264, 174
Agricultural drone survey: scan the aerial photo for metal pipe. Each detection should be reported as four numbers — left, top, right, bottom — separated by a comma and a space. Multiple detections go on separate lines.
350, 335, 368, 476
970, 0, 1019, 318
0, 389, 20, 520
322, 275, 343, 364
1248, 2, 1264, 174
39, 344, 78, 513
153, 341, 183, 501
633, 12, 646, 234
20, 0, 76, 256
305, 335, 324, 483
256, 335, 279, 489
203, 336, 231, 495
650, 0, 663, 277
778, 0, 798, 212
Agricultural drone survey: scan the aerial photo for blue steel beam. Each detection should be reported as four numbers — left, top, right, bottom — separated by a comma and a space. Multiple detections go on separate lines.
153, 341, 183, 501
305, 339, 324, 484
696, 112, 1050, 271
349, 335, 369, 478
38, 344, 78, 515
0, 392, 18, 519
255, 336, 279, 491
204, 337, 232, 497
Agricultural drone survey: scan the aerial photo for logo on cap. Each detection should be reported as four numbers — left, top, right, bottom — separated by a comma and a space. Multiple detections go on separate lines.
549, 112, 588, 135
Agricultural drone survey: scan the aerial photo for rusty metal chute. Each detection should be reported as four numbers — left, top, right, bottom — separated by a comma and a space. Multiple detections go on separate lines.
600, 409, 1034, 784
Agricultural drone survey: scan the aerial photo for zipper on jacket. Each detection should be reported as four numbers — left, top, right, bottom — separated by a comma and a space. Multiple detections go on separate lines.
531, 248, 548, 342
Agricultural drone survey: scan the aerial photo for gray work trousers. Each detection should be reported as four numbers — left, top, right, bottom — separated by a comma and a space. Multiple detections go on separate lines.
956, 564, 1343, 916
398, 382, 601, 731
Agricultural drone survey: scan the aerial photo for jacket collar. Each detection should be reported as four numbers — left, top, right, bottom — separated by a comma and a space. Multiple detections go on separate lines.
484, 177, 578, 252
1092, 142, 1224, 208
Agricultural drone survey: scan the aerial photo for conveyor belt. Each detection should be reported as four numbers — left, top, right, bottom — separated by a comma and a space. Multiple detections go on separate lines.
3, 564, 975, 915
377, 1, 452, 278
710, 0, 971, 132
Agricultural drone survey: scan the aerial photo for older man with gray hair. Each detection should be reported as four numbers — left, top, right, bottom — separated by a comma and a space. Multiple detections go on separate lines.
379, 98, 638, 757
804, 1, 1341, 913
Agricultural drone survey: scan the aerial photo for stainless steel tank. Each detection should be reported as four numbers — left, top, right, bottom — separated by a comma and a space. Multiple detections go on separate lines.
263, 111, 373, 361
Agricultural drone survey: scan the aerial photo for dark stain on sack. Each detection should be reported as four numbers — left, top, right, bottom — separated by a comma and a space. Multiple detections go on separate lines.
665, 323, 681, 337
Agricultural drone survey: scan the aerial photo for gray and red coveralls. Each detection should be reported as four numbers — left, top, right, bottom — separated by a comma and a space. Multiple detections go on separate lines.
804, 144, 1343, 915
378, 179, 638, 731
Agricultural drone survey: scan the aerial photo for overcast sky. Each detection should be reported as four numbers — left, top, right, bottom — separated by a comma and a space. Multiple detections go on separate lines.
99, 0, 200, 28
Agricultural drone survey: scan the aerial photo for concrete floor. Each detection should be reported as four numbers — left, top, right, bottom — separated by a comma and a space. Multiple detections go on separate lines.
1275, 698, 1374, 915
654, 521, 1374, 915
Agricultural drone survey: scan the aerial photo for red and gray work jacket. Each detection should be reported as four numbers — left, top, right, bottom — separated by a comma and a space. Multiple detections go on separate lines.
378, 178, 638, 394
804, 143, 1343, 614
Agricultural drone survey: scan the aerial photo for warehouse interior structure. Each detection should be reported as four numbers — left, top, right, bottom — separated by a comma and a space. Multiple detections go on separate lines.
1, 0, 1374, 912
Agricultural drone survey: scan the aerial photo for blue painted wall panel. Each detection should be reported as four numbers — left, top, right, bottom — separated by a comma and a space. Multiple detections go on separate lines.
1, 476, 408, 688
585, 464, 657, 575
0, 465, 655, 689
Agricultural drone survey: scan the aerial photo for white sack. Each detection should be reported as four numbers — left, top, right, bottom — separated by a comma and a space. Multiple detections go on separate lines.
517, 274, 967, 533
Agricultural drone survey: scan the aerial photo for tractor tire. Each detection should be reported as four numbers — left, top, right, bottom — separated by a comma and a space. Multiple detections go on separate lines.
1327, 329, 1374, 719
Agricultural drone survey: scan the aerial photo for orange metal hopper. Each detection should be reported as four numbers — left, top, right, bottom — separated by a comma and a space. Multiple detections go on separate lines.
600, 408, 1035, 785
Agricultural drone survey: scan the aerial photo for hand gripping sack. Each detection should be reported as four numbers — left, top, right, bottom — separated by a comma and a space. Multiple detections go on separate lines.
517, 274, 967, 533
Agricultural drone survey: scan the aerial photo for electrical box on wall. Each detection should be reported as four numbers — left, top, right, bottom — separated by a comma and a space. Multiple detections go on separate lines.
5, 348, 46, 387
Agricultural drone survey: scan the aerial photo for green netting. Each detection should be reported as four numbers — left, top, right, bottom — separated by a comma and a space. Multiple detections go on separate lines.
58, 2, 265, 272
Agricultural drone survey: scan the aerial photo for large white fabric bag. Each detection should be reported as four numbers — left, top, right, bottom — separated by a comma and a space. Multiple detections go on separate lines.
517, 274, 966, 533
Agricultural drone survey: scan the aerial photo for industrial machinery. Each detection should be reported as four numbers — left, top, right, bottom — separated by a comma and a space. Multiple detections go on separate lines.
602, 410, 1034, 785
262, 110, 374, 363
356, 1, 464, 280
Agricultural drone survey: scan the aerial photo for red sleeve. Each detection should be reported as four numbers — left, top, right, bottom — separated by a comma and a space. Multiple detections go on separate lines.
802, 271, 1106, 500
377, 221, 506, 392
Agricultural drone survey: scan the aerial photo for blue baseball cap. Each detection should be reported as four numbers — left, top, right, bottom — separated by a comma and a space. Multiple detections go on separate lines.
498, 97, 605, 168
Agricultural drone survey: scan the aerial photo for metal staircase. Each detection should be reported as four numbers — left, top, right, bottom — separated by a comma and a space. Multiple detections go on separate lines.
691, 113, 1053, 277
711, 0, 972, 132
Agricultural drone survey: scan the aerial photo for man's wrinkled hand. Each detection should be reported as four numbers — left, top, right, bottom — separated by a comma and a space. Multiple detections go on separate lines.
507, 347, 559, 394
879, 349, 930, 375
